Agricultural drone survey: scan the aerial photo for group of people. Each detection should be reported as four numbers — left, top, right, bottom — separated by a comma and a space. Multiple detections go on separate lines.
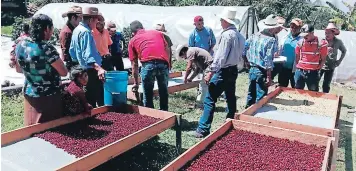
8, 6, 346, 139
175, 12, 346, 138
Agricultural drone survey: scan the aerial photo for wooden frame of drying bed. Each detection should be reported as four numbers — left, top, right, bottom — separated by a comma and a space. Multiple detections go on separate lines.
161, 118, 336, 171
1, 105, 182, 171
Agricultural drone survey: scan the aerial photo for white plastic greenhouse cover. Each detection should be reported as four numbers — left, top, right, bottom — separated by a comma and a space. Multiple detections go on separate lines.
277, 29, 356, 83
35, 3, 255, 50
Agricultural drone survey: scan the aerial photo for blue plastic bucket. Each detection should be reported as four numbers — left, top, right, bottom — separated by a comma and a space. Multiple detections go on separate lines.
104, 71, 129, 106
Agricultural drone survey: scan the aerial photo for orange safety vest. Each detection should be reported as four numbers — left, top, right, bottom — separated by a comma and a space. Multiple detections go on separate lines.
296, 37, 327, 70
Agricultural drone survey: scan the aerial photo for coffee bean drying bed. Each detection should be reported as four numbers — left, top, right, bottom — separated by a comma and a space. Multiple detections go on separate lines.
1, 105, 181, 171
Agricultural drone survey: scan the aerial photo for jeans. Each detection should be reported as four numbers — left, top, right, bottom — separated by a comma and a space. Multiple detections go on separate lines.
141, 60, 169, 111
294, 69, 319, 92
197, 66, 238, 135
278, 67, 295, 88
85, 68, 104, 108
246, 67, 268, 108
319, 69, 334, 93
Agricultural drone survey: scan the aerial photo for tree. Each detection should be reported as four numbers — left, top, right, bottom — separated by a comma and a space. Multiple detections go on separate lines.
327, 1, 356, 31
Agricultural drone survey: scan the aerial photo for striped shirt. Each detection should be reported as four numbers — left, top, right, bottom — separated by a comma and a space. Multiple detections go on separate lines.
295, 36, 328, 70
243, 32, 278, 69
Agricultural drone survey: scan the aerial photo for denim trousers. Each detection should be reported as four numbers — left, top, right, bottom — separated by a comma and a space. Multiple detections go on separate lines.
319, 69, 334, 93
246, 67, 268, 108
141, 60, 169, 111
294, 69, 319, 92
197, 66, 238, 135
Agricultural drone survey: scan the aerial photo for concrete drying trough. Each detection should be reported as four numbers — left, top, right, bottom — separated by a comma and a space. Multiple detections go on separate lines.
127, 72, 200, 102
237, 87, 342, 129
1, 105, 181, 171
161, 117, 338, 171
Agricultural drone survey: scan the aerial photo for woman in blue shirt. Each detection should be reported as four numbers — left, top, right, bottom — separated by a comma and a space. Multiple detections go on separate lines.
15, 14, 68, 126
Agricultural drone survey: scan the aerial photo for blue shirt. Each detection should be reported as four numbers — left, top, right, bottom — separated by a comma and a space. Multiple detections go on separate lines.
188, 26, 216, 52
243, 32, 278, 69
110, 32, 124, 54
280, 33, 301, 69
16, 38, 61, 97
69, 22, 102, 69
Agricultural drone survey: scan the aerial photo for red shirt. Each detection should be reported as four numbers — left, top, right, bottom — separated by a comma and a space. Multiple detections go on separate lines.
295, 36, 328, 70
128, 29, 169, 64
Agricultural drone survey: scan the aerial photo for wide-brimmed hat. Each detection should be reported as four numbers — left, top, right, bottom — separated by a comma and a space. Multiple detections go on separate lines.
175, 44, 188, 61
62, 6, 82, 18
155, 23, 167, 32
216, 7, 240, 25
82, 7, 99, 16
258, 14, 284, 30
325, 22, 340, 35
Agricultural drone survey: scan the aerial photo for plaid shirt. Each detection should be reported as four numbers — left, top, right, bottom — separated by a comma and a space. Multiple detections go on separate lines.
243, 32, 278, 69
16, 38, 61, 97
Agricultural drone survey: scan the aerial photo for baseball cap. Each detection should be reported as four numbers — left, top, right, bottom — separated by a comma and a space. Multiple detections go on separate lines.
290, 18, 303, 27
194, 16, 203, 23
300, 24, 314, 36
106, 21, 117, 31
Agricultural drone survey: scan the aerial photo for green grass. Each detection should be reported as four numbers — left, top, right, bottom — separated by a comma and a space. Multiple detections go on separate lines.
1, 73, 355, 170
1, 26, 13, 36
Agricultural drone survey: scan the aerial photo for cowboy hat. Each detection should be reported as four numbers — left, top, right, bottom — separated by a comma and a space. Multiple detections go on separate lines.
216, 7, 240, 25
258, 14, 284, 30
82, 7, 99, 16
325, 22, 340, 35
155, 23, 167, 32
175, 44, 188, 61
62, 6, 82, 18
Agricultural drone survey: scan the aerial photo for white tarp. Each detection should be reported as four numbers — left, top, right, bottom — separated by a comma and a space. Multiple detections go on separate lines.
34, 3, 252, 49
277, 29, 356, 83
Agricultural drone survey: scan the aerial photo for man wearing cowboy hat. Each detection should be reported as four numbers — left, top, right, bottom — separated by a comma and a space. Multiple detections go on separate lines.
59, 6, 83, 70
92, 13, 114, 71
155, 22, 173, 70
69, 7, 106, 108
276, 18, 304, 88
320, 22, 347, 93
191, 8, 245, 138
107, 21, 126, 71
294, 24, 328, 92
176, 44, 213, 108
243, 14, 283, 108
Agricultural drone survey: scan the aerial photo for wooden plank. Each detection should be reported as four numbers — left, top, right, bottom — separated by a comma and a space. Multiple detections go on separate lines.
321, 138, 332, 171
1, 106, 110, 146
161, 120, 232, 171
280, 87, 339, 100
236, 114, 335, 137
232, 120, 329, 146
127, 80, 199, 101
122, 104, 178, 120
128, 72, 183, 85
57, 116, 176, 171
236, 87, 281, 117
330, 129, 339, 171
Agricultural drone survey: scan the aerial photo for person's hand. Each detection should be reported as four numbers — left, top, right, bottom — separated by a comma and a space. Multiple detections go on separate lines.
132, 84, 139, 92
98, 68, 106, 80
266, 76, 272, 87
204, 72, 214, 84
184, 78, 192, 84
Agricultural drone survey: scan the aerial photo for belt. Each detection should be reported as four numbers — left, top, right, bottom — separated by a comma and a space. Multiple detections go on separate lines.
142, 59, 168, 65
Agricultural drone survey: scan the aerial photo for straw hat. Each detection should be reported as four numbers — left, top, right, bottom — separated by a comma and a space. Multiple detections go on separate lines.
216, 7, 240, 25
62, 6, 82, 18
325, 22, 340, 35
258, 14, 284, 30
175, 44, 188, 61
290, 18, 303, 27
82, 7, 99, 16
155, 23, 167, 32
